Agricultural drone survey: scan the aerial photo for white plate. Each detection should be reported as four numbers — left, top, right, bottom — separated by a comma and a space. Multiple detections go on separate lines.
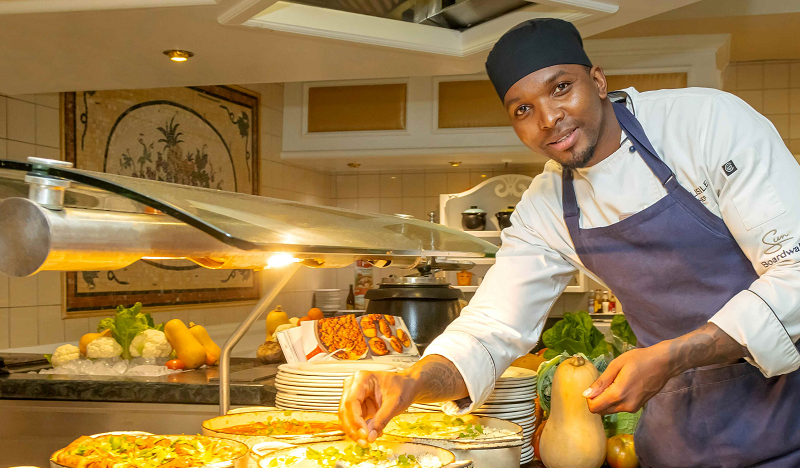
491, 387, 537, 396
276, 393, 342, 403
278, 362, 397, 377
475, 409, 535, 419
275, 383, 344, 395
476, 402, 534, 412
494, 382, 536, 391
498, 367, 537, 380
275, 402, 339, 411
485, 394, 536, 403
275, 377, 347, 388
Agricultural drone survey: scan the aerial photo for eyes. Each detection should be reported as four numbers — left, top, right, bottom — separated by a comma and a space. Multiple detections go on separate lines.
512, 81, 572, 118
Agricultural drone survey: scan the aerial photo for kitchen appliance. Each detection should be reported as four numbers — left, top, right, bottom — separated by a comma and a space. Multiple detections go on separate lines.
461, 206, 486, 231
456, 269, 473, 286
495, 206, 515, 230
365, 276, 463, 351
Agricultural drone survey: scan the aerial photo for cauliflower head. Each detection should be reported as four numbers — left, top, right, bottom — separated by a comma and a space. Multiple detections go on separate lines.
270, 323, 297, 342
51, 344, 80, 367
129, 329, 172, 358
86, 336, 123, 359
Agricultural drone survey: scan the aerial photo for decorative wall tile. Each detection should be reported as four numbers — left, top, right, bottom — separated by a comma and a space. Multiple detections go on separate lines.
35, 105, 60, 148
358, 197, 380, 213
0, 308, 8, 349
470, 171, 491, 187
35, 145, 60, 159
764, 89, 790, 114
790, 89, 800, 113
790, 114, 800, 139
0, 96, 7, 139
401, 197, 426, 220
187, 308, 206, 327
337, 198, 358, 210
0, 139, 6, 160
380, 174, 402, 197
0, 273, 8, 308
337, 175, 358, 198
9, 306, 38, 348
722, 65, 737, 92
7, 98, 36, 144
446, 172, 470, 193
38, 305, 64, 345
37, 271, 61, 306
401, 173, 425, 197
8, 275, 37, 308
63, 317, 89, 343
424, 196, 440, 221
380, 197, 403, 215
424, 173, 448, 196
737, 64, 764, 90
6, 140, 35, 162
764, 63, 790, 89
358, 174, 380, 198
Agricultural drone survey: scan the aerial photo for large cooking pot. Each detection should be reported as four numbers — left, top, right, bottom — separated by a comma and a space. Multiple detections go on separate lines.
365, 276, 463, 352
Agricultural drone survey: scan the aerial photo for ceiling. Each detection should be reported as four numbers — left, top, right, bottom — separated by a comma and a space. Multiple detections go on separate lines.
0, 0, 703, 95
591, 0, 800, 61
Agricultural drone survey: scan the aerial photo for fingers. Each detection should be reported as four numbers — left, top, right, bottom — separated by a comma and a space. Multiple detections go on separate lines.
339, 373, 371, 444
366, 395, 404, 442
583, 358, 622, 399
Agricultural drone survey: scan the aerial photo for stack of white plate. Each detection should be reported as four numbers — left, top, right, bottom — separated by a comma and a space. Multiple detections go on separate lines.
275, 362, 398, 412
410, 366, 537, 464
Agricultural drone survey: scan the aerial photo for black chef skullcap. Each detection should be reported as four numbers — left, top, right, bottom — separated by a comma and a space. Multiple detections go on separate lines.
486, 18, 592, 102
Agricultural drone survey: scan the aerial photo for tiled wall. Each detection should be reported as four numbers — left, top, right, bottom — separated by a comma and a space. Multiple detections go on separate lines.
722, 60, 800, 154
0, 84, 336, 350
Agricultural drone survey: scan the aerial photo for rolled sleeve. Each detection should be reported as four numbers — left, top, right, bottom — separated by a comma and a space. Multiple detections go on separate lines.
709, 290, 800, 377
423, 331, 497, 415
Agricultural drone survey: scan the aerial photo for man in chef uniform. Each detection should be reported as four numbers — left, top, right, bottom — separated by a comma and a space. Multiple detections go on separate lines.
340, 19, 800, 467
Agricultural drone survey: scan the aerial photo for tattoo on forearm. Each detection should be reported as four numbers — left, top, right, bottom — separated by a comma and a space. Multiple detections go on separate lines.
414, 360, 468, 403
665, 323, 747, 376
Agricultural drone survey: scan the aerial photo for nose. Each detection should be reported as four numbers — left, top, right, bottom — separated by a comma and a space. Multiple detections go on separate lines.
538, 103, 564, 131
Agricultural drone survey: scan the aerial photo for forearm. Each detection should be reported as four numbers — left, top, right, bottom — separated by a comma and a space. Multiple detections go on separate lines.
400, 354, 468, 404
654, 322, 748, 378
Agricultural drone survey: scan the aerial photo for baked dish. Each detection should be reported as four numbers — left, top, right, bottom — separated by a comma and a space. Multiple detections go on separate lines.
317, 315, 368, 360
216, 417, 341, 436
263, 444, 444, 468
384, 415, 518, 441
52, 434, 247, 468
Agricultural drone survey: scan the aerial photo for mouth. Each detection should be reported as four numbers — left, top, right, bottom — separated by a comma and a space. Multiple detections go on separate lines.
548, 128, 578, 152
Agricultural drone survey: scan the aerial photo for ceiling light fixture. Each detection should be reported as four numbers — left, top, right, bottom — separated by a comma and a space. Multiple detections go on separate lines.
449, 161, 461, 167
347, 163, 361, 168
163, 49, 194, 62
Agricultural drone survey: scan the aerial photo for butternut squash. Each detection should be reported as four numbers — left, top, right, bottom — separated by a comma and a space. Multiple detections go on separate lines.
539, 355, 606, 468
78, 328, 112, 356
164, 319, 207, 369
189, 323, 221, 366
266, 305, 290, 340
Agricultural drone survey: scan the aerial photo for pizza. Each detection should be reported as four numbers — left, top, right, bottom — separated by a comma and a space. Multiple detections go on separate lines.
219, 418, 341, 436
52, 434, 246, 468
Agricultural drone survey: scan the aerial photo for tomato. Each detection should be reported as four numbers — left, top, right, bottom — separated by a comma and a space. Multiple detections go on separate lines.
533, 419, 546, 460
165, 359, 185, 370
607, 434, 639, 468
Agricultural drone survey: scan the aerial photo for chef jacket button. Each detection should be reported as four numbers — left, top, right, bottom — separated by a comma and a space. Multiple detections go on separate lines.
629, 145, 636, 153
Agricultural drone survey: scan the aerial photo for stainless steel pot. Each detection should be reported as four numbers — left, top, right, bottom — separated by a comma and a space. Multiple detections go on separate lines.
364, 276, 463, 352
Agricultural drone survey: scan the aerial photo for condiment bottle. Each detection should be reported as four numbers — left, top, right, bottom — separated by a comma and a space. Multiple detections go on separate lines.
346, 284, 355, 310
594, 289, 602, 313
588, 290, 595, 314
602, 290, 610, 314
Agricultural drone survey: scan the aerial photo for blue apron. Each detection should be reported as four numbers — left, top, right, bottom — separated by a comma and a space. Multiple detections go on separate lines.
561, 102, 800, 468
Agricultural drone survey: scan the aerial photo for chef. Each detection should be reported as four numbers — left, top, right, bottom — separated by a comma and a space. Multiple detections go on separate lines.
340, 18, 800, 467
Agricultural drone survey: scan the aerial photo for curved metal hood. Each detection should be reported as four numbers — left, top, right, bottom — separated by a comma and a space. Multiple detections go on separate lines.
0, 159, 497, 276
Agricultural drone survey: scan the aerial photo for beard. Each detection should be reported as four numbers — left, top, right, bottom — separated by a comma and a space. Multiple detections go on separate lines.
560, 142, 597, 169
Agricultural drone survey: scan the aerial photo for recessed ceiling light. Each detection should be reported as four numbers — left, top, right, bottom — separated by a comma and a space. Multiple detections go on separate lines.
347, 163, 361, 168
163, 49, 194, 62
449, 161, 461, 167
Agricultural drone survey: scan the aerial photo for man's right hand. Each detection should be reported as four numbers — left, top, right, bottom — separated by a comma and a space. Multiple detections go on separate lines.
338, 355, 469, 447
338, 370, 418, 446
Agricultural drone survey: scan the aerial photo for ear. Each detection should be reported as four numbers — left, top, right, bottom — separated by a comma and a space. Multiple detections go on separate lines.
590, 66, 609, 99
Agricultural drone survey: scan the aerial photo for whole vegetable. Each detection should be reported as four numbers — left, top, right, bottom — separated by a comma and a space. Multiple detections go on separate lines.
165, 359, 185, 370
78, 328, 112, 356
539, 355, 606, 468
542, 312, 608, 360
266, 305, 290, 340
51, 344, 80, 367
129, 329, 172, 358
164, 319, 207, 369
86, 337, 123, 359
97, 302, 164, 360
607, 434, 639, 468
533, 419, 546, 460
188, 323, 220, 365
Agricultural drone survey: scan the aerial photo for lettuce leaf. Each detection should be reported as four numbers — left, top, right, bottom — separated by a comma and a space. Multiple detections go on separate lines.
603, 408, 643, 438
609, 315, 638, 358
542, 312, 608, 360
96, 302, 162, 360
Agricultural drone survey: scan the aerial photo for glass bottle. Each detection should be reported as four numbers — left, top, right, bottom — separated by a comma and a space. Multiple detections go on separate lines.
346, 284, 355, 310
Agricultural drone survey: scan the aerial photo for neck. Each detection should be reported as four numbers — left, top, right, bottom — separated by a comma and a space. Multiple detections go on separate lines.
584, 99, 622, 168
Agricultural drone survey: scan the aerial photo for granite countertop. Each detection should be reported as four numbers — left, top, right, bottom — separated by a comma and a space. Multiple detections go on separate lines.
0, 357, 278, 406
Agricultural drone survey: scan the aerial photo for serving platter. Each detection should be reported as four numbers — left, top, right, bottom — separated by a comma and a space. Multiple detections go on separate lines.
202, 411, 345, 448
277, 362, 396, 377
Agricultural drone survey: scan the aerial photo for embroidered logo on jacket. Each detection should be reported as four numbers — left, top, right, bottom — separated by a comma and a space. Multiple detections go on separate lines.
723, 160, 737, 176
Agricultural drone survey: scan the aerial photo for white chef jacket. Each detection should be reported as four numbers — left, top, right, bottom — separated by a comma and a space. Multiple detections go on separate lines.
424, 86, 800, 413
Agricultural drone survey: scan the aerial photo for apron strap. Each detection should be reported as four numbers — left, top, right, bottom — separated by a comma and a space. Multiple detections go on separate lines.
562, 167, 580, 219
612, 102, 678, 190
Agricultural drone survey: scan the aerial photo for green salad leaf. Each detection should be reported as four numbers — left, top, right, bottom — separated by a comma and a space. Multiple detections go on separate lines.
609, 315, 638, 358
603, 408, 643, 438
542, 312, 608, 360
97, 302, 163, 360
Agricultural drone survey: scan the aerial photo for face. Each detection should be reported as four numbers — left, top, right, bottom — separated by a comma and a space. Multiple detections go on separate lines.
503, 64, 610, 169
